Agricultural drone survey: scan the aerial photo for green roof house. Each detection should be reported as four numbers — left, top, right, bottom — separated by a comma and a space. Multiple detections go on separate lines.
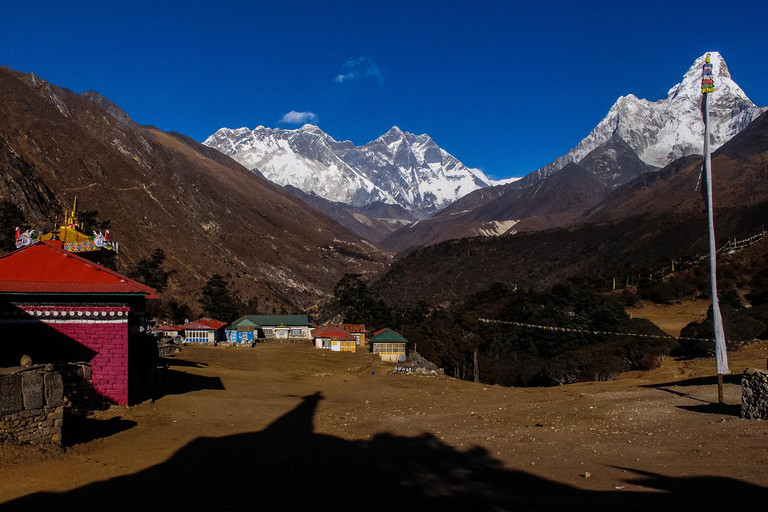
226, 315, 311, 342
371, 328, 409, 362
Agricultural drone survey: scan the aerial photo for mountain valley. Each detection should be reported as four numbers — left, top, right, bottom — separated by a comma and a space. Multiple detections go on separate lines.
0, 67, 386, 311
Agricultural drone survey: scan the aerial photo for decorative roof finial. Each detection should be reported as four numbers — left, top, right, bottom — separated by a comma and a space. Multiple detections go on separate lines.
701, 53, 715, 94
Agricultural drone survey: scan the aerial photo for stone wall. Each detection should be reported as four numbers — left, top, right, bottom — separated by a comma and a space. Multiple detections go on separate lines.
741, 368, 768, 420
0, 368, 64, 446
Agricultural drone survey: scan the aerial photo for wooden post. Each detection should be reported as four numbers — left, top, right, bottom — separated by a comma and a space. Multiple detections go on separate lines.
717, 373, 724, 404
473, 348, 480, 383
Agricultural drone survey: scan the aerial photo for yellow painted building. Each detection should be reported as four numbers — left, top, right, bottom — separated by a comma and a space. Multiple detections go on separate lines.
371, 328, 408, 362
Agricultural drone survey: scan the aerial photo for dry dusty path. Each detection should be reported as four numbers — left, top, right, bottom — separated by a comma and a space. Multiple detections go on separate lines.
1, 341, 767, 510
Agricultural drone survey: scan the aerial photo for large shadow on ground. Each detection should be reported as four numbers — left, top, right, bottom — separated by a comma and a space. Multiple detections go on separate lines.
641, 374, 743, 417
151, 367, 225, 401
62, 415, 137, 447
642, 374, 743, 388
3, 393, 767, 511
130, 355, 224, 404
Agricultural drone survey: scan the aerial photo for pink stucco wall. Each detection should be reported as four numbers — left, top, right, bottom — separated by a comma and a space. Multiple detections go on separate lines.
16, 306, 131, 404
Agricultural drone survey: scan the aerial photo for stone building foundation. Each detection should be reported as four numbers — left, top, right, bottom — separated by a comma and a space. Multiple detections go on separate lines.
0, 367, 65, 446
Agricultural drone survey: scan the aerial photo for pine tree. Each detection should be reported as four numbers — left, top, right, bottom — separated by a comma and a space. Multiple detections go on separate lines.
199, 274, 241, 323
128, 248, 174, 292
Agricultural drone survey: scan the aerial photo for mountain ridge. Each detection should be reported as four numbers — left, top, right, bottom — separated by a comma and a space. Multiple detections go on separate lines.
516, 52, 766, 189
203, 123, 491, 217
373, 110, 768, 305
0, 67, 386, 311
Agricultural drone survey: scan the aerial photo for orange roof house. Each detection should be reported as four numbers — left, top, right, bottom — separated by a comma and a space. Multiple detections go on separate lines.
156, 324, 185, 340
0, 241, 157, 404
156, 324, 184, 333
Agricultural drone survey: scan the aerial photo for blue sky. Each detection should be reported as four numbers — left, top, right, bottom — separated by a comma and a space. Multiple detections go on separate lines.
2, 1, 767, 180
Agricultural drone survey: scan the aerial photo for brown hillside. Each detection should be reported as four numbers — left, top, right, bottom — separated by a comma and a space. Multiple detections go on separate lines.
374, 113, 768, 305
0, 67, 385, 310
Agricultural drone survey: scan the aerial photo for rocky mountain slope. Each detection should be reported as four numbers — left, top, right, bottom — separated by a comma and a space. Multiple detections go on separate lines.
380, 52, 765, 255
0, 67, 385, 311
519, 52, 766, 187
374, 110, 768, 305
203, 125, 491, 217
281, 187, 407, 243
381, 134, 657, 254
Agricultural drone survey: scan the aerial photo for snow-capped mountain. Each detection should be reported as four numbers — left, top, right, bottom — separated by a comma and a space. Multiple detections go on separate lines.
203, 124, 491, 216
521, 52, 766, 185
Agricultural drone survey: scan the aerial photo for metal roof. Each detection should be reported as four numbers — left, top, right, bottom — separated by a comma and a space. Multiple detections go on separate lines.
328, 323, 366, 333
156, 324, 184, 332
311, 326, 355, 341
370, 328, 408, 343
230, 315, 310, 328
0, 242, 158, 298
184, 318, 227, 330
225, 318, 258, 330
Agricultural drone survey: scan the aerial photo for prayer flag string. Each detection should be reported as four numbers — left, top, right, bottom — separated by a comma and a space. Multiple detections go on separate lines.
478, 318, 715, 342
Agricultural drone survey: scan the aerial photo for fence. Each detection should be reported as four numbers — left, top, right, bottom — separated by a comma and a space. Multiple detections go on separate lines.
616, 228, 767, 289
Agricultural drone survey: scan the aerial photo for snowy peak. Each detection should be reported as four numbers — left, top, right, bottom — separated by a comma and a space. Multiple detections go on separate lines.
381, 125, 405, 140
521, 52, 766, 185
299, 123, 323, 134
667, 52, 751, 104
204, 125, 490, 215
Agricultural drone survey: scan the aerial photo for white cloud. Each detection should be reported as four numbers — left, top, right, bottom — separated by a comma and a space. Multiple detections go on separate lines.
334, 57, 384, 86
278, 111, 318, 124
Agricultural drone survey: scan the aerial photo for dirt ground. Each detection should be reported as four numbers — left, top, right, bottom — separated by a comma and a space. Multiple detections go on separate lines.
628, 299, 711, 336
2, 317, 768, 510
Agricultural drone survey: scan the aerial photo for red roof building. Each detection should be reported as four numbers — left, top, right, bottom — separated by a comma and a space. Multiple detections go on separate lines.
0, 242, 158, 404
184, 318, 227, 330
0, 241, 157, 297
183, 318, 227, 343
326, 323, 367, 346
156, 324, 184, 333
311, 326, 356, 352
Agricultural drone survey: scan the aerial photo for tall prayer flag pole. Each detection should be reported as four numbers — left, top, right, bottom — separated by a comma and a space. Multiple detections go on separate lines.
701, 53, 729, 403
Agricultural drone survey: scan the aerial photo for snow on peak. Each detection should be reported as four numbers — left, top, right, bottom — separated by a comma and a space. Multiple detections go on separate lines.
667, 52, 751, 105
489, 177, 522, 187
204, 125, 491, 214
525, 51, 766, 181
299, 123, 322, 133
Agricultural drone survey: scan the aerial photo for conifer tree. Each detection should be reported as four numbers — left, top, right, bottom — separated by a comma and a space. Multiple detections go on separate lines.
128, 248, 174, 292
199, 274, 241, 322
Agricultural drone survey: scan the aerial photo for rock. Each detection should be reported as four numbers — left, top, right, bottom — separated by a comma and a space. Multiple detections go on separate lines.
0, 374, 23, 415
21, 372, 44, 410
44, 372, 63, 407
742, 368, 768, 419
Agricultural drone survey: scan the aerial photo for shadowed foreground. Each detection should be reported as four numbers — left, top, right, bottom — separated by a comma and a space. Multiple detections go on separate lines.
3, 392, 767, 511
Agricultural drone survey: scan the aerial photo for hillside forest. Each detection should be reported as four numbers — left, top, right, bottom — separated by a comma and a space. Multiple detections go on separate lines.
331, 233, 768, 387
